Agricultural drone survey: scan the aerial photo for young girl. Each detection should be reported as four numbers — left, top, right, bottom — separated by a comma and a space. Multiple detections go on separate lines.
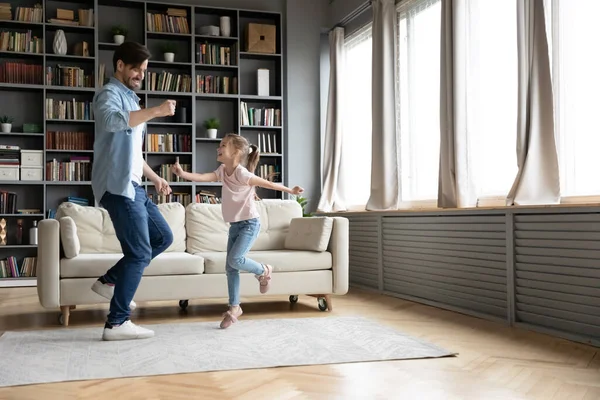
171, 133, 303, 329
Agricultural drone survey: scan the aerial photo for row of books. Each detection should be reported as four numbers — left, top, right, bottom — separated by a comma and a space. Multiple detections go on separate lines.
195, 42, 238, 66
196, 75, 237, 94
47, 131, 93, 151
0, 191, 17, 214
146, 71, 192, 93
46, 157, 91, 181
0, 30, 42, 54
156, 163, 190, 183
12, 5, 43, 23
240, 102, 281, 127
147, 10, 189, 34
147, 133, 192, 153
46, 99, 94, 121
0, 62, 43, 85
149, 192, 192, 207
46, 66, 94, 88
1, 256, 37, 278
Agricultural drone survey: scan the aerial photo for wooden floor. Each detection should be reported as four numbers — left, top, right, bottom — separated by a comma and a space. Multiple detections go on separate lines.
0, 287, 598, 400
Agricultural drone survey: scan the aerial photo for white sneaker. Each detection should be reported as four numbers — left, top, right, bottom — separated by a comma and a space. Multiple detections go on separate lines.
102, 320, 154, 341
91, 280, 137, 310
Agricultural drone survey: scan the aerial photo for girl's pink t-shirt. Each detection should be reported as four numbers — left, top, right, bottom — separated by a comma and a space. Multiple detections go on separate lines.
214, 164, 259, 223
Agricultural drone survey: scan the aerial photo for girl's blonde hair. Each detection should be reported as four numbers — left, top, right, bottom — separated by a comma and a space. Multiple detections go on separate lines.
223, 133, 260, 173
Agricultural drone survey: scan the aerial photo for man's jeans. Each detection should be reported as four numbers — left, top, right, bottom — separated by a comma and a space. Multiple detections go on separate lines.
226, 218, 264, 306
100, 182, 173, 325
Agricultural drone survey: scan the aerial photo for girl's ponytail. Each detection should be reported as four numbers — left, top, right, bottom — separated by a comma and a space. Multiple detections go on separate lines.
247, 144, 260, 173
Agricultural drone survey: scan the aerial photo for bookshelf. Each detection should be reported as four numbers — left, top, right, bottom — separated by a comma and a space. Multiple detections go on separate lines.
0, 0, 285, 287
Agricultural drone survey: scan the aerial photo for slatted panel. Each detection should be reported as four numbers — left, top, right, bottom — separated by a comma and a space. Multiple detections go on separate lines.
347, 216, 379, 289
515, 213, 600, 340
382, 215, 507, 318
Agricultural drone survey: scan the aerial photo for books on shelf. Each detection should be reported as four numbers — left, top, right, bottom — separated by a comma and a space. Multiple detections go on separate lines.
66, 196, 89, 206
146, 71, 192, 93
1, 256, 37, 278
0, 191, 17, 214
196, 190, 220, 204
46, 65, 94, 88
258, 163, 280, 182
195, 42, 238, 65
196, 75, 237, 94
46, 157, 91, 181
46, 98, 94, 121
240, 102, 281, 127
0, 62, 43, 85
0, 145, 19, 166
146, 10, 189, 34
13, 5, 43, 23
147, 133, 191, 152
157, 163, 190, 182
46, 131, 93, 151
257, 132, 277, 154
149, 192, 192, 206
0, 30, 43, 53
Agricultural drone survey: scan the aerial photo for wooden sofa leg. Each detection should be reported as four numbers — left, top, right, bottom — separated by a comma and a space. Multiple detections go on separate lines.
60, 306, 71, 326
324, 295, 332, 311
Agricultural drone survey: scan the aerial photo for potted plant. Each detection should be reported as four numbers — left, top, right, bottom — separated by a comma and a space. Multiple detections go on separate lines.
111, 25, 127, 45
0, 116, 13, 133
292, 194, 314, 217
203, 118, 220, 138
161, 42, 177, 62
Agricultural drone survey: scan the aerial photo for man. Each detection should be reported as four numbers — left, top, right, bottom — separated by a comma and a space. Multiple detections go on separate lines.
91, 41, 175, 341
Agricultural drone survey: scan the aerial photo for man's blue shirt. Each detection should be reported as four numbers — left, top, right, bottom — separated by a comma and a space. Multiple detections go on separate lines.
92, 77, 145, 202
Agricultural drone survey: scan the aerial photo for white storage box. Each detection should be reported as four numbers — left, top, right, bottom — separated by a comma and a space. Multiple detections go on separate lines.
20, 166, 43, 181
257, 68, 269, 96
0, 166, 19, 181
21, 150, 44, 168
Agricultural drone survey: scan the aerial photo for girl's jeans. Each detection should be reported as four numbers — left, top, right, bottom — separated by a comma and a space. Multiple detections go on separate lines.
226, 218, 264, 306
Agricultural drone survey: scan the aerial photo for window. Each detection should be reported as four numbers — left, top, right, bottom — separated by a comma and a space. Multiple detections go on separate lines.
464, 0, 518, 201
545, 0, 600, 198
397, 0, 441, 203
341, 24, 373, 207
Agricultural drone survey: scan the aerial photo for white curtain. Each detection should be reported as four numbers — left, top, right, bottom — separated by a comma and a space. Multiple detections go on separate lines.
317, 27, 347, 212
366, 0, 400, 210
506, 0, 560, 205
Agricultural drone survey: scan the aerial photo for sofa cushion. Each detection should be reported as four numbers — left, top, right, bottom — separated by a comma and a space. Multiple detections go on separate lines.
59, 216, 80, 258
284, 217, 333, 252
197, 250, 332, 274
186, 199, 302, 253
60, 252, 204, 278
55, 201, 186, 254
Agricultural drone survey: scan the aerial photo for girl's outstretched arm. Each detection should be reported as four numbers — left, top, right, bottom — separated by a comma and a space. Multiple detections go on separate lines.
249, 176, 304, 195
171, 162, 217, 182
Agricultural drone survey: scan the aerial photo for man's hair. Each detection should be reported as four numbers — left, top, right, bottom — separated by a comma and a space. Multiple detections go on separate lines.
113, 42, 151, 71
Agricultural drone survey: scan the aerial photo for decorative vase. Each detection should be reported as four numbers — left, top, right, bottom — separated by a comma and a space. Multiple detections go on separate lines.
29, 220, 38, 245
164, 52, 175, 62
220, 16, 231, 37
207, 129, 217, 139
0, 218, 6, 246
113, 34, 125, 45
1, 123, 11, 133
52, 29, 67, 55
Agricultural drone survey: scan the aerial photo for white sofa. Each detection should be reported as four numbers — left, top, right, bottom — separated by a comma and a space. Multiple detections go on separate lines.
37, 199, 349, 326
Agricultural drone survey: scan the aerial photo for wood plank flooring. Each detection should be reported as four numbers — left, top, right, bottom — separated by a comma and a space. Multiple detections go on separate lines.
0, 287, 598, 400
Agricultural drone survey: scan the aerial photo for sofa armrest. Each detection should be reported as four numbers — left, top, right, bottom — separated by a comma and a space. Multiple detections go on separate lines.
37, 219, 61, 308
328, 217, 349, 295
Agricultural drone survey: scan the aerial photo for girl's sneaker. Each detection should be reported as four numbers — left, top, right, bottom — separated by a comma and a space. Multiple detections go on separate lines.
257, 264, 273, 294
220, 306, 243, 329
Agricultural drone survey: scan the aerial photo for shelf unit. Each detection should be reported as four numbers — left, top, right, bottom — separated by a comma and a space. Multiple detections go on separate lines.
0, 0, 285, 287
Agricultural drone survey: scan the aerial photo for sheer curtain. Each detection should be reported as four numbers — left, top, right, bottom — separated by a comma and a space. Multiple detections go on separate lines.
397, 0, 442, 204
340, 24, 373, 208
545, 0, 600, 199
465, 0, 518, 203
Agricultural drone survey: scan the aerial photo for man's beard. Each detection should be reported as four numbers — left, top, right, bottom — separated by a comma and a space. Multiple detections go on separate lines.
126, 77, 142, 90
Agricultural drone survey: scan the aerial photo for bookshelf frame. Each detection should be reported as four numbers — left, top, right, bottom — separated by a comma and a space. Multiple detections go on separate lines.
0, 0, 285, 287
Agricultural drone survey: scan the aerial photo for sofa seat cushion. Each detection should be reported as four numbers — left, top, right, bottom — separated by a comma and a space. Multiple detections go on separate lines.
197, 250, 332, 274
60, 252, 204, 278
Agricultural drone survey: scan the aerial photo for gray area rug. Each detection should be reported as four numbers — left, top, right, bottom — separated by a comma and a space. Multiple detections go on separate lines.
0, 316, 454, 387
